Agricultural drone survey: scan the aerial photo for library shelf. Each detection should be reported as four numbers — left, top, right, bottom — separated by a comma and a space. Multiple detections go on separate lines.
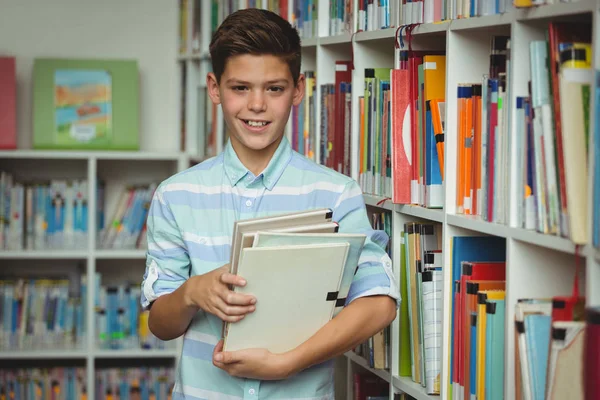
355, 28, 397, 42
93, 348, 180, 359
363, 194, 394, 211
344, 351, 391, 383
516, 0, 595, 21
301, 37, 319, 48
319, 33, 352, 46
391, 375, 436, 400
0, 150, 183, 162
395, 205, 445, 223
0, 349, 88, 360
0, 250, 89, 260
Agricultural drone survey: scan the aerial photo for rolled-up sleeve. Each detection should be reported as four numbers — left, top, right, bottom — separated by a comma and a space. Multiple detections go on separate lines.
333, 180, 400, 307
140, 184, 190, 310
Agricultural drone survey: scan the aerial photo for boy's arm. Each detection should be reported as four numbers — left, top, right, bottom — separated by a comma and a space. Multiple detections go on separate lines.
142, 185, 256, 341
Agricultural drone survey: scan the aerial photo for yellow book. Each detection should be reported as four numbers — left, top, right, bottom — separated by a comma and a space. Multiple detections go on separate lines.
477, 290, 505, 400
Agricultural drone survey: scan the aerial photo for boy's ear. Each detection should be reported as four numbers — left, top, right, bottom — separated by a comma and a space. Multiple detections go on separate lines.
292, 73, 306, 107
207, 72, 221, 105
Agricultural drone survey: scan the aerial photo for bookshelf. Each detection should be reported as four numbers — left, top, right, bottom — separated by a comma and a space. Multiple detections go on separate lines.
180, 1, 598, 400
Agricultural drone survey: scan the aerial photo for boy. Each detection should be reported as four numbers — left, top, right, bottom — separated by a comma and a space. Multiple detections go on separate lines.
141, 8, 398, 400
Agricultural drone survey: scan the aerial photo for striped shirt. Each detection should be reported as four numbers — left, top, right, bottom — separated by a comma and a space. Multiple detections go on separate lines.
141, 135, 399, 400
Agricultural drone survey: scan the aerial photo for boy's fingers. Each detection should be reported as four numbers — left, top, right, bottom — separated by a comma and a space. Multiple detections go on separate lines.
221, 290, 256, 306
214, 296, 255, 317
220, 272, 247, 287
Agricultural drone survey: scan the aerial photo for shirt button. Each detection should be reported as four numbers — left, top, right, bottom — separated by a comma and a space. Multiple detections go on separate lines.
246, 200, 252, 207
248, 388, 255, 395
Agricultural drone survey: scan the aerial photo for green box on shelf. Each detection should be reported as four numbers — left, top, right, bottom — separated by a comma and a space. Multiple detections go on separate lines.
33, 58, 139, 150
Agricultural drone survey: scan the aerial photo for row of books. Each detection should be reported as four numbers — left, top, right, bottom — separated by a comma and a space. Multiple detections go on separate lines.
0, 277, 86, 351
359, 68, 393, 199
0, 173, 157, 251
95, 367, 175, 400
398, 222, 443, 394
97, 183, 156, 250
391, 49, 445, 207
322, 60, 353, 176
180, 0, 318, 53
357, 0, 392, 32
352, 372, 389, 400
449, 235, 506, 400
454, 36, 510, 223
0, 173, 89, 251
291, 70, 318, 160
513, 302, 599, 400
94, 274, 167, 351
0, 367, 175, 400
515, 22, 592, 245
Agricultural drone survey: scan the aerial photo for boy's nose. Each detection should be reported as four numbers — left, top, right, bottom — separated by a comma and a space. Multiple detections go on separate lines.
248, 92, 267, 112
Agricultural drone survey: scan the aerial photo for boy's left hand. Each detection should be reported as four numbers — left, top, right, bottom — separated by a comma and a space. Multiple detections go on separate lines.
212, 340, 293, 380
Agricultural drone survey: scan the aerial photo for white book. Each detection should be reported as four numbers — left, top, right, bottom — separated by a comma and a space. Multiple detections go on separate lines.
223, 242, 349, 353
229, 208, 332, 275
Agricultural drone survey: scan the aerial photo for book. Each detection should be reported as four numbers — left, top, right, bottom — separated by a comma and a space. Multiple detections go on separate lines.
228, 208, 333, 276
0, 56, 16, 149
223, 242, 349, 353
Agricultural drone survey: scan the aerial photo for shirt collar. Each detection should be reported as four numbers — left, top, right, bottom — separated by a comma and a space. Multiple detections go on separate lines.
223, 135, 292, 190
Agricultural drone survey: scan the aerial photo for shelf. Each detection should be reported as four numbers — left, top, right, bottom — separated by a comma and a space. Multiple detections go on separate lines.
0, 150, 183, 161
412, 20, 450, 35
319, 33, 352, 45
344, 351, 391, 383
447, 214, 581, 255
95, 249, 147, 259
0, 250, 88, 260
94, 348, 179, 359
392, 375, 436, 400
363, 194, 394, 211
355, 28, 396, 42
396, 205, 445, 223
0, 349, 88, 359
449, 12, 513, 30
516, 0, 595, 20
301, 37, 319, 47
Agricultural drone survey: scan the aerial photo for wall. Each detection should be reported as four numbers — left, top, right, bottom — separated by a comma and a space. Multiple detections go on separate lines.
0, 0, 179, 152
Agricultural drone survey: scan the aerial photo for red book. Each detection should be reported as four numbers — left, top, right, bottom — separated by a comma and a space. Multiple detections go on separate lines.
0, 56, 17, 149
334, 61, 352, 174
391, 69, 411, 204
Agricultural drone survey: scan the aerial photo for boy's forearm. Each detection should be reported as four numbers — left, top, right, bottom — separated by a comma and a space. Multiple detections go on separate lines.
148, 278, 199, 341
284, 295, 396, 376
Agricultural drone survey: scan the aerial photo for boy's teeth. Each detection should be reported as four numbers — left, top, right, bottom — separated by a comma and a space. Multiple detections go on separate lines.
246, 120, 267, 127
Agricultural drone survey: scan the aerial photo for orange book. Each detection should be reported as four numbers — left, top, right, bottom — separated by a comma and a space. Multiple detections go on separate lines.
471, 85, 482, 216
431, 99, 445, 179
456, 85, 468, 213
463, 86, 474, 215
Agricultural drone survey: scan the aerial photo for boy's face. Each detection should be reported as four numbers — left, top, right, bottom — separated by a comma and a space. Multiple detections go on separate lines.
207, 54, 304, 157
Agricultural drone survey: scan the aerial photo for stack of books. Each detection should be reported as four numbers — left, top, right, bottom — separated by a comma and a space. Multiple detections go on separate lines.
221, 208, 367, 353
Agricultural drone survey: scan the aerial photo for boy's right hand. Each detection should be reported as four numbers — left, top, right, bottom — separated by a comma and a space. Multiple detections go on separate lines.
185, 265, 256, 323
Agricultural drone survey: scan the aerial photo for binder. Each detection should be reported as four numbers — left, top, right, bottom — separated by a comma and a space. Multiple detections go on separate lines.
223, 242, 349, 353
546, 321, 585, 400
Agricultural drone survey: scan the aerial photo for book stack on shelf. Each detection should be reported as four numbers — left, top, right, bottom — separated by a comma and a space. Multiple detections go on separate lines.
0, 367, 87, 400
95, 366, 175, 400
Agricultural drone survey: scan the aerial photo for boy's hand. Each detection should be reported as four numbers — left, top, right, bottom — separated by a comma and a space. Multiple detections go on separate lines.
185, 265, 256, 322
212, 340, 293, 380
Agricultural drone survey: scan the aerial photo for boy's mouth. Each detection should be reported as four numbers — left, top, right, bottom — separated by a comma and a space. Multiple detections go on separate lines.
241, 119, 271, 131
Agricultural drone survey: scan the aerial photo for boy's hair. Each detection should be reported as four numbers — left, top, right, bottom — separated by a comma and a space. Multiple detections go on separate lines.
209, 8, 302, 85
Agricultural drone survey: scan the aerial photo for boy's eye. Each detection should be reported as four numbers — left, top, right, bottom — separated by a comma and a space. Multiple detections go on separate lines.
268, 86, 284, 92
232, 86, 248, 91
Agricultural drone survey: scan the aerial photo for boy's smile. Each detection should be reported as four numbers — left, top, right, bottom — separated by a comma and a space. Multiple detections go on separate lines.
207, 54, 305, 176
